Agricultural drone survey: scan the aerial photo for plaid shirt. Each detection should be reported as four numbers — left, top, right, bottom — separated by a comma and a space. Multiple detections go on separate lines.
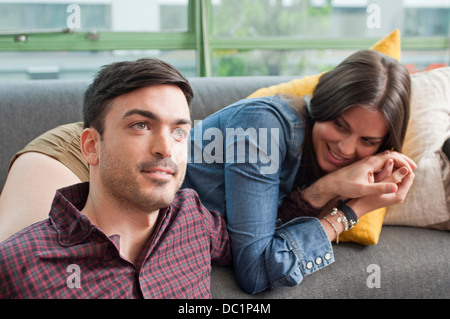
277, 187, 321, 223
0, 182, 231, 299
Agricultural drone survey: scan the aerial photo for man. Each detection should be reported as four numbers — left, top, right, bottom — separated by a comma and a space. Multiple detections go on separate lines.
0, 58, 231, 298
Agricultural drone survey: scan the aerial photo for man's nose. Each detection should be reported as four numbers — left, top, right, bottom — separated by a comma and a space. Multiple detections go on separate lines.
150, 130, 172, 158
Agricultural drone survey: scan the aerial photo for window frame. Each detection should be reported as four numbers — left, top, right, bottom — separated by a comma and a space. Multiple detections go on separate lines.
0, 0, 448, 77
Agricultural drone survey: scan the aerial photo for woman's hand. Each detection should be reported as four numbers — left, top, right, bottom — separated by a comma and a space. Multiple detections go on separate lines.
317, 153, 415, 243
372, 150, 416, 182
302, 151, 416, 208
348, 165, 415, 218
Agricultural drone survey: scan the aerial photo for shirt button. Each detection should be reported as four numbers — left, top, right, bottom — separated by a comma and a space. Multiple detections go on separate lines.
306, 262, 313, 269
324, 253, 332, 261
315, 257, 323, 265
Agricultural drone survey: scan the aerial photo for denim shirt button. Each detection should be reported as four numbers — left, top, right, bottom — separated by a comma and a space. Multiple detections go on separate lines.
324, 253, 332, 261
315, 257, 323, 265
306, 262, 313, 269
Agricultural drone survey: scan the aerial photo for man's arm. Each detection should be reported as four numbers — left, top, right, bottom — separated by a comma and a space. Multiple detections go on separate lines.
195, 193, 232, 267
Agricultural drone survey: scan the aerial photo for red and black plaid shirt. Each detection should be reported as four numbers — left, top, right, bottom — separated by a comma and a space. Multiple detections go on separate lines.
0, 182, 231, 299
277, 187, 321, 223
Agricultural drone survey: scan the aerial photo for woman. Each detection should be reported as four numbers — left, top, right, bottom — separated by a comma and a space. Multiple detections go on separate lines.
0, 50, 415, 294
183, 50, 415, 293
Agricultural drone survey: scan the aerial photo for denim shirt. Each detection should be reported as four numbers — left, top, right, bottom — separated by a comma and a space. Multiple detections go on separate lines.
182, 96, 334, 294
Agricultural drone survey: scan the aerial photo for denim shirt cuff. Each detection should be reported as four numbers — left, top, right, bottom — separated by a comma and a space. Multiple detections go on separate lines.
273, 217, 335, 288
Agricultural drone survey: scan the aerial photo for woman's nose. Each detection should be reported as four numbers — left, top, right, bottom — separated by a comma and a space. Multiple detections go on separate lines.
337, 137, 357, 157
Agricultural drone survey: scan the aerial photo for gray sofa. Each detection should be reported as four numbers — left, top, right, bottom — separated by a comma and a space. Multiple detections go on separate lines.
1, 77, 449, 299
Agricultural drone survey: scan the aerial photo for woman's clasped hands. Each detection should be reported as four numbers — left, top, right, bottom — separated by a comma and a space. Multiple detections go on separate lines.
303, 150, 416, 218
348, 150, 416, 217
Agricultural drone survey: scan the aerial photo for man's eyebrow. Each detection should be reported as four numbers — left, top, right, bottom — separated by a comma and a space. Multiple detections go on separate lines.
123, 109, 193, 127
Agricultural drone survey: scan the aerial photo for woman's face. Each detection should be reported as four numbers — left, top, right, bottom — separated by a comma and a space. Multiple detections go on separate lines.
312, 106, 388, 173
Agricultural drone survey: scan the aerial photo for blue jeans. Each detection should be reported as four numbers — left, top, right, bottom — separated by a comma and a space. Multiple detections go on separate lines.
182, 96, 334, 293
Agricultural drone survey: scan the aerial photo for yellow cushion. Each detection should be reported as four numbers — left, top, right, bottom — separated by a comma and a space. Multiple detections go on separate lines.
339, 208, 386, 245
247, 72, 325, 99
248, 29, 401, 245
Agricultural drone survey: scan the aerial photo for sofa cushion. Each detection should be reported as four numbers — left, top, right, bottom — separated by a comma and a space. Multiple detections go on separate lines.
210, 226, 450, 298
384, 67, 450, 229
0, 80, 87, 190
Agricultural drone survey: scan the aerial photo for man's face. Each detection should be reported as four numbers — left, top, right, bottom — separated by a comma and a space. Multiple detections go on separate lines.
95, 84, 192, 214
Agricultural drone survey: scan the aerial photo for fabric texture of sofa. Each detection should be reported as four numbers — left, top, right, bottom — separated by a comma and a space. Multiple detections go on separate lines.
0, 76, 449, 299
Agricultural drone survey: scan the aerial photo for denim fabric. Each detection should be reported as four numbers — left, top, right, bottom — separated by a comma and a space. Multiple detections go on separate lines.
182, 96, 334, 294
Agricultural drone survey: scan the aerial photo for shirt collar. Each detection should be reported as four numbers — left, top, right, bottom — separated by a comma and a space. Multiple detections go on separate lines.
50, 182, 97, 246
50, 182, 173, 248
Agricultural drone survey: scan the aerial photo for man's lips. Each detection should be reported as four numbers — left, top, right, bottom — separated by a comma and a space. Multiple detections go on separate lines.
142, 167, 174, 175
141, 168, 175, 183
139, 159, 179, 178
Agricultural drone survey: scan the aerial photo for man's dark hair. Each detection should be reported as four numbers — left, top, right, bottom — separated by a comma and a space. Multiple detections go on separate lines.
83, 58, 194, 136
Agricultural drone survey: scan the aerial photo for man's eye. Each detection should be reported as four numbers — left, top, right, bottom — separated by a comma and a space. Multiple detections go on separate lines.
172, 128, 188, 141
133, 122, 148, 130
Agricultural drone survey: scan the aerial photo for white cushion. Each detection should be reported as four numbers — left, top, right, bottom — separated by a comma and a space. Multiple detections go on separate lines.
384, 67, 450, 228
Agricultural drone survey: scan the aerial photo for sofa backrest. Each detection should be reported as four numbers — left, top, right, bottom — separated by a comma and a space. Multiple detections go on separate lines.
0, 76, 294, 190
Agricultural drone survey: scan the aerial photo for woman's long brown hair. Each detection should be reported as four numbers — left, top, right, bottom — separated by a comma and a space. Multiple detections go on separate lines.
294, 50, 411, 189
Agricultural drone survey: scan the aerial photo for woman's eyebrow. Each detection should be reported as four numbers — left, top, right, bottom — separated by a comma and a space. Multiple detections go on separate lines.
364, 136, 385, 142
339, 116, 385, 140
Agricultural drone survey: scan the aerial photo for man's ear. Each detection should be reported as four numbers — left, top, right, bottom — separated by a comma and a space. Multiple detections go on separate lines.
81, 128, 100, 166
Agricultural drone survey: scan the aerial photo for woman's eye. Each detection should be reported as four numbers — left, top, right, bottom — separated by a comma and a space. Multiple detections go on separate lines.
362, 138, 377, 147
172, 128, 188, 141
334, 120, 345, 131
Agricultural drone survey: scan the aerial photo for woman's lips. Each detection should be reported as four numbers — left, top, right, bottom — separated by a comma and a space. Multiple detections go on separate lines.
326, 144, 351, 165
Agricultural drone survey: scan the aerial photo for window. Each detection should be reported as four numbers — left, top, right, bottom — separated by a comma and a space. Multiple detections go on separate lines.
209, 0, 450, 76
0, 0, 195, 80
0, 0, 448, 80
